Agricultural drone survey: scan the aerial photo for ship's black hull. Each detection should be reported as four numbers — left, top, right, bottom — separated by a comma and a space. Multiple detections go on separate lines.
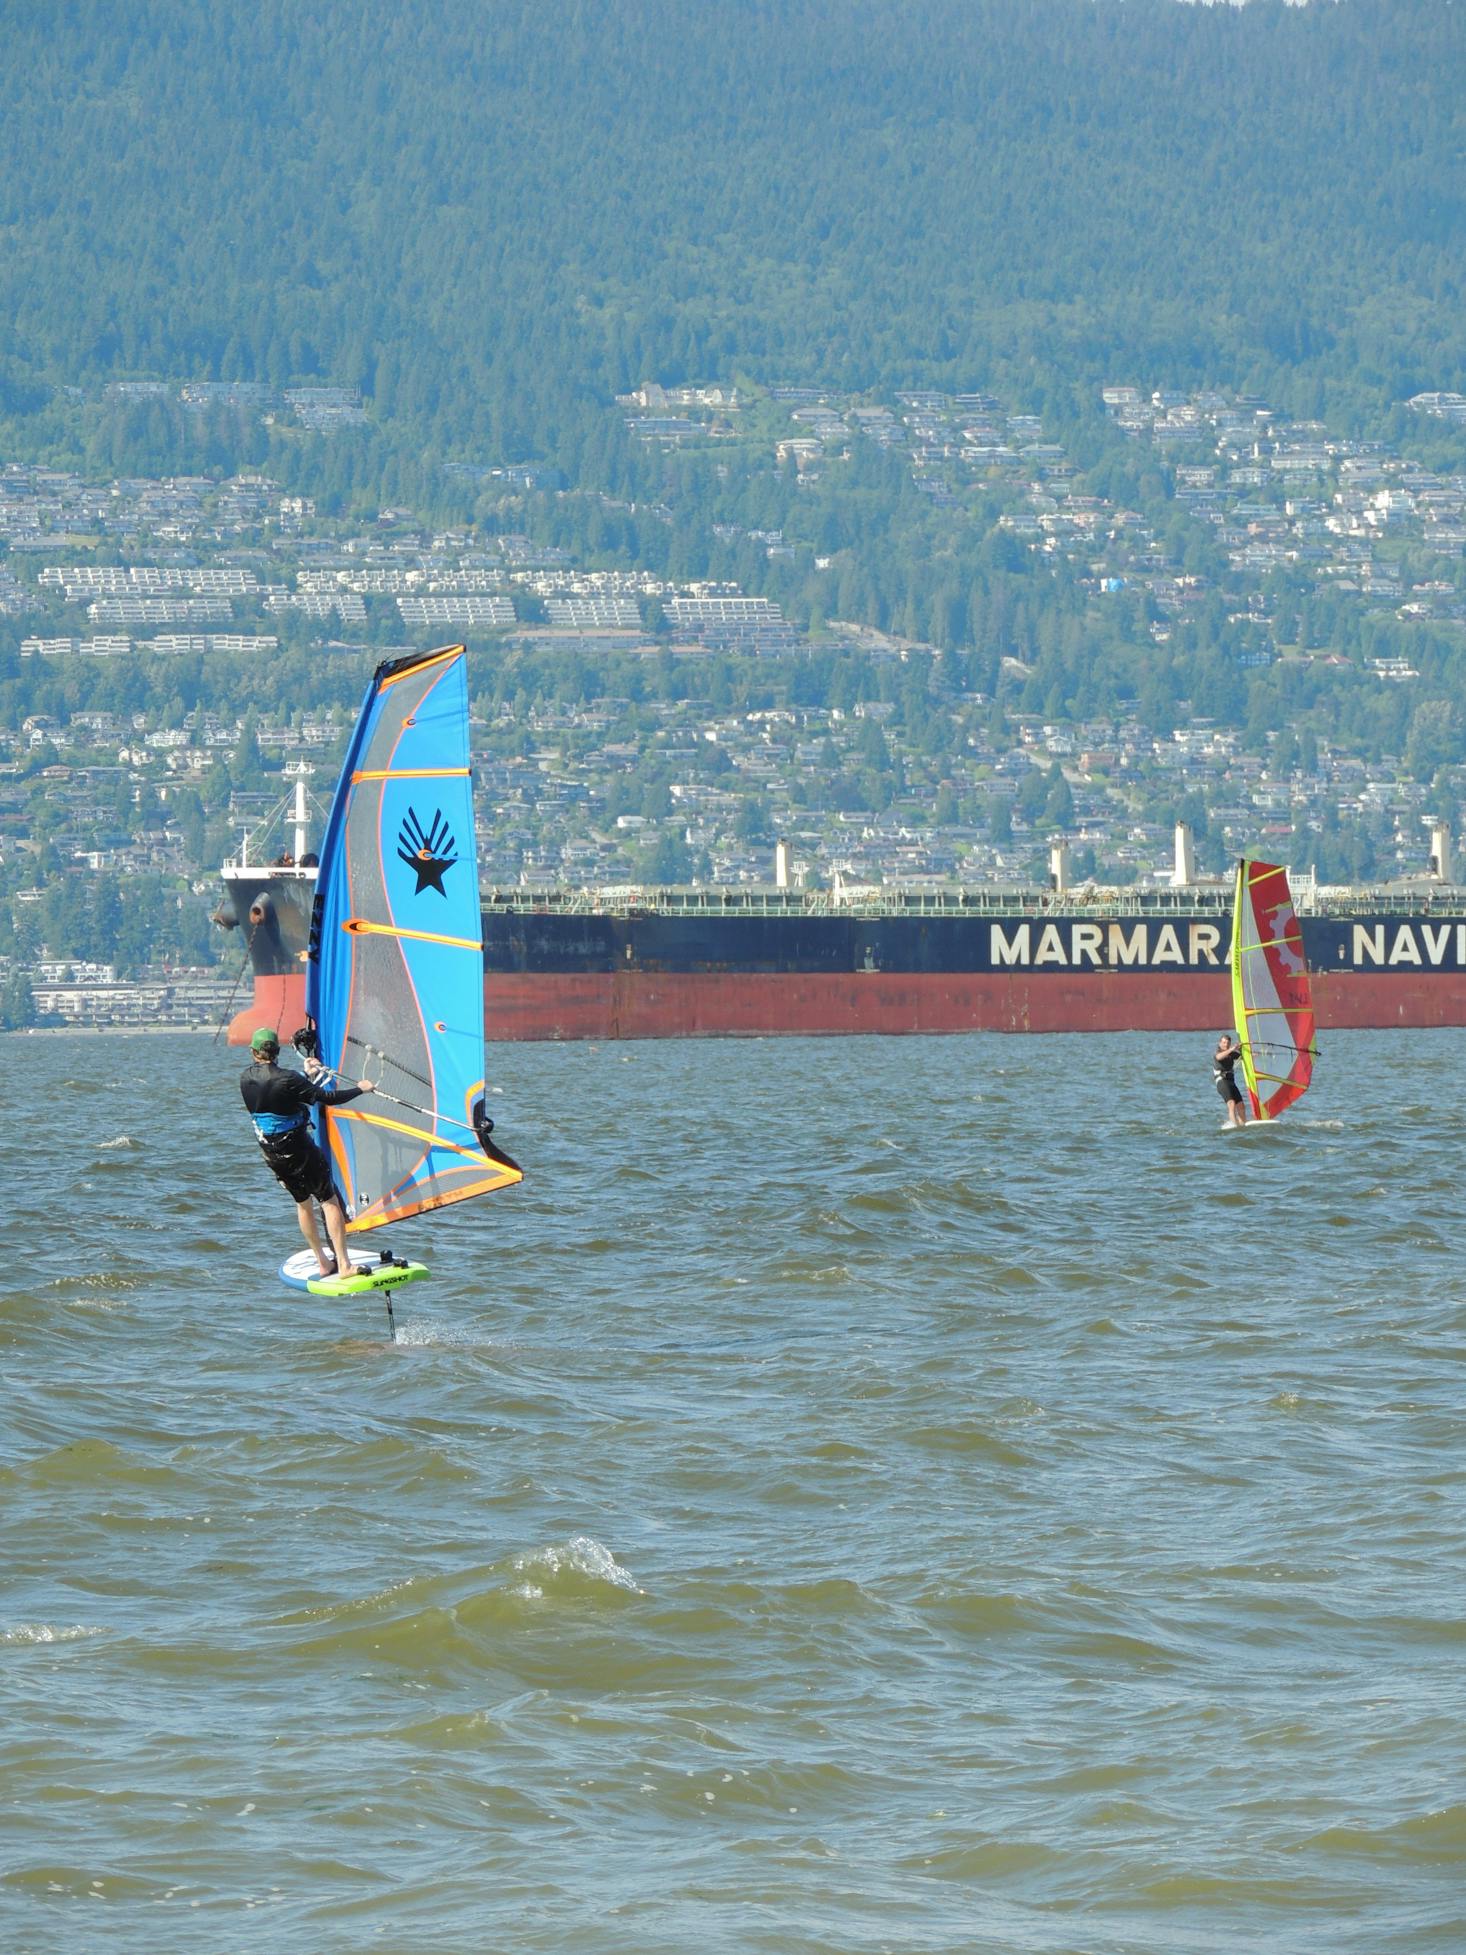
217, 869, 1466, 1041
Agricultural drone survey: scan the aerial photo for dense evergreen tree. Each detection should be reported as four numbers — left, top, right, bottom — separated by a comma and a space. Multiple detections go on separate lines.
0, 965, 35, 1030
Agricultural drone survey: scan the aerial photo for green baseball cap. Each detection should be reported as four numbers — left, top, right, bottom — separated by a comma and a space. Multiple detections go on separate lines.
250, 1027, 280, 1053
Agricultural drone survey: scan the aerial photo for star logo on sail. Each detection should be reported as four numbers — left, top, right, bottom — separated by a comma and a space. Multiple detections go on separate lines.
397, 807, 458, 896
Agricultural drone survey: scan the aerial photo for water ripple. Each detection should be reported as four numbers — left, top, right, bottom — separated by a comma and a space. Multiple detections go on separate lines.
1, 1029, 1463, 1952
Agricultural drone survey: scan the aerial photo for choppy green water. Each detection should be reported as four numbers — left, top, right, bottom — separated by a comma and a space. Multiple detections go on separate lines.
2, 1029, 1463, 1954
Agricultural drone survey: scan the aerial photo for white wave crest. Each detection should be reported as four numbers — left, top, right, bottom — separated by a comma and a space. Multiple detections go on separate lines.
511, 1535, 642, 1594
1, 1623, 104, 1645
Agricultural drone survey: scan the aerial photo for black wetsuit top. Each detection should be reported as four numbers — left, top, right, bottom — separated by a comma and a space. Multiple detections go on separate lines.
1213, 1046, 1243, 1101
240, 1059, 364, 1133
240, 1060, 366, 1203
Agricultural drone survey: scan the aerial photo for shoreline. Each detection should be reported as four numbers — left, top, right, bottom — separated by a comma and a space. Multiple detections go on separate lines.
9, 1024, 221, 1037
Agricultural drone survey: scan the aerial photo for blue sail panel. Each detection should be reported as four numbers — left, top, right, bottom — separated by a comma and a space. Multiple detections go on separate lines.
306, 643, 521, 1229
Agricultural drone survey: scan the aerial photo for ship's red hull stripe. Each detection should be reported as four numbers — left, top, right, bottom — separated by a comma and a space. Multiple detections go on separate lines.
229, 970, 1466, 1044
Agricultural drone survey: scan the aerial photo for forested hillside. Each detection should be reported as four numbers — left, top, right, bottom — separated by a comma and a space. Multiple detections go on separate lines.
3, 0, 1466, 995
1, 0, 1462, 469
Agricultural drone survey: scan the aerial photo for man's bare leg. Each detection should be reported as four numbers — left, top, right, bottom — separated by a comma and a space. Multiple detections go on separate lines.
295, 1198, 332, 1275
320, 1195, 357, 1279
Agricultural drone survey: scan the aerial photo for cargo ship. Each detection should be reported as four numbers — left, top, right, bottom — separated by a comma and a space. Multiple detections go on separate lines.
213, 786, 1466, 1041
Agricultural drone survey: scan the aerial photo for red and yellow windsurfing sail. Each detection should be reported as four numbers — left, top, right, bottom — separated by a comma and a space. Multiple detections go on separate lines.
1230, 857, 1317, 1121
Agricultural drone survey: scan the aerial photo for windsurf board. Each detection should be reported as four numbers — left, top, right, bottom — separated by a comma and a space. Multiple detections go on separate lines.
278, 1247, 430, 1295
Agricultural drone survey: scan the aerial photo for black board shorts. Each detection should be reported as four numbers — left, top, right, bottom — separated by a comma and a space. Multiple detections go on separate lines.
258, 1128, 337, 1206
1215, 1075, 1243, 1105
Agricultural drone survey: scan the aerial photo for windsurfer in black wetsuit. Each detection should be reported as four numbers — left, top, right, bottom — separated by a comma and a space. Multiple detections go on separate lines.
239, 1028, 376, 1278
1213, 1031, 1247, 1128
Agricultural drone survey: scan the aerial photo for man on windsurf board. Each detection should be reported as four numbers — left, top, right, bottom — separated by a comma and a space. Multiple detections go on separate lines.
1213, 1031, 1247, 1128
240, 1027, 376, 1278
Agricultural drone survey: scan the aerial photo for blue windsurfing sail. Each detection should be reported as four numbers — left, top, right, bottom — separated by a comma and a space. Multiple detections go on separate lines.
305, 643, 521, 1232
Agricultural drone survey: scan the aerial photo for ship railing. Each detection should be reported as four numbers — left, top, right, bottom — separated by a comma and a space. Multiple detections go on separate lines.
479, 882, 1241, 919
1298, 884, 1466, 916
222, 859, 319, 880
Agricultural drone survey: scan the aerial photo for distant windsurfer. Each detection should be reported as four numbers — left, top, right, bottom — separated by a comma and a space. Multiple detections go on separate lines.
1213, 1032, 1247, 1128
240, 1027, 376, 1278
